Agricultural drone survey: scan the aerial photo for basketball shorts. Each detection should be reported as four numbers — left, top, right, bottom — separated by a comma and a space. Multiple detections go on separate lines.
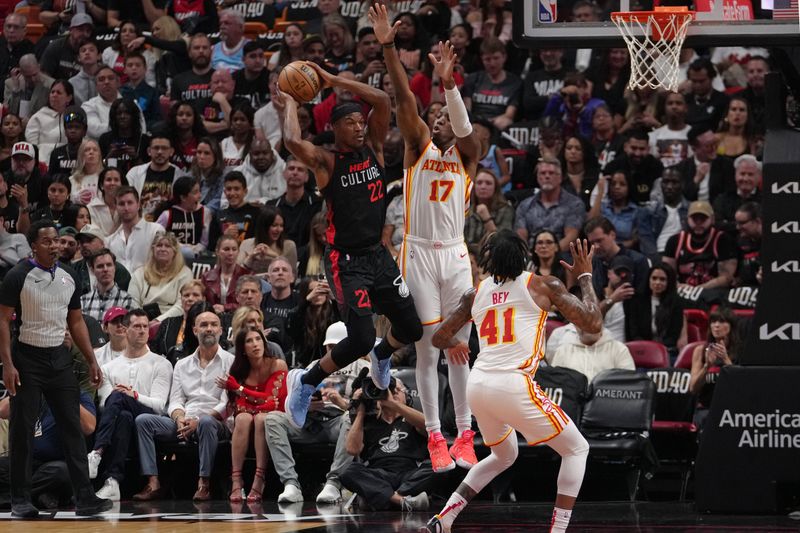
398, 235, 472, 327
467, 368, 573, 447
324, 243, 417, 321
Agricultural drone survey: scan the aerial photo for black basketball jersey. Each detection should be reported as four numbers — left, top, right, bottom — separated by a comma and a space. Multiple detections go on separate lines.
323, 146, 386, 251
166, 206, 205, 246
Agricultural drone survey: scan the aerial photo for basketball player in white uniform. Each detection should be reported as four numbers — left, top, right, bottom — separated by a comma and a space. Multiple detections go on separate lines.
421, 231, 602, 533
370, 5, 483, 472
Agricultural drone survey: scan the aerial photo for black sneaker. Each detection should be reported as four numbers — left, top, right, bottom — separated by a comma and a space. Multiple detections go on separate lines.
11, 501, 40, 518
75, 496, 113, 516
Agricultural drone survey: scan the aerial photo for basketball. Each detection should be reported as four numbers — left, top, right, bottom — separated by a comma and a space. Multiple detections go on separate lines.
278, 61, 321, 103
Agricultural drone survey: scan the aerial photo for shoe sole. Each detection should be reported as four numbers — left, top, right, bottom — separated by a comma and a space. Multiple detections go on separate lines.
11, 510, 39, 518
75, 498, 113, 516
431, 459, 456, 473
284, 369, 306, 429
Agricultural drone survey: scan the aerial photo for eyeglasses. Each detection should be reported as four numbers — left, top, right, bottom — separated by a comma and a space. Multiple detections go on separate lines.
535, 240, 555, 245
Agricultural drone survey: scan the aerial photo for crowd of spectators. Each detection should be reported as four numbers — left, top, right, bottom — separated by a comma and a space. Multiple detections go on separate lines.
0, 0, 768, 510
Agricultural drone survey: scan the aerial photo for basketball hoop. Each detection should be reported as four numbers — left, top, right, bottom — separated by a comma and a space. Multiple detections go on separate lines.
611, 7, 695, 92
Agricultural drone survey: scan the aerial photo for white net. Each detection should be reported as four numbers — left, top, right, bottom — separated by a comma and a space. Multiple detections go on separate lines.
611, 11, 694, 92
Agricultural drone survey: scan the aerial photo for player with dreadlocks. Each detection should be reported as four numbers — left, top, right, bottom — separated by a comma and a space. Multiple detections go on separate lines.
420, 230, 603, 533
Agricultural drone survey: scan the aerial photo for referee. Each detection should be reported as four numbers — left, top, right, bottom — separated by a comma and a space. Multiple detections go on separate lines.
0, 220, 113, 517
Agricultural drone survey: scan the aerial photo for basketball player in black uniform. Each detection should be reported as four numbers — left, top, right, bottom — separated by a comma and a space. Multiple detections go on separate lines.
273, 62, 423, 429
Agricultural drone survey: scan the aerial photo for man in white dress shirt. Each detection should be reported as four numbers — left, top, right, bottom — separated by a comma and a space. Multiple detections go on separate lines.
133, 310, 233, 501
105, 186, 165, 273
87, 309, 174, 501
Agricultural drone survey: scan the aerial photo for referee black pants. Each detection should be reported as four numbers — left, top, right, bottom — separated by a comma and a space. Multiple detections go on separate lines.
9, 343, 94, 506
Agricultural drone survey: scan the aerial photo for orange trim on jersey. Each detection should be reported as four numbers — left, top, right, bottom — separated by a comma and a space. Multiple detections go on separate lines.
525, 374, 565, 434
421, 317, 443, 326
518, 310, 547, 371
484, 427, 514, 447
526, 271, 535, 289
400, 234, 408, 277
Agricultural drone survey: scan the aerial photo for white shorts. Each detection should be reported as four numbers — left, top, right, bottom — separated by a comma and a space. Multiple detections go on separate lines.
399, 235, 473, 327
467, 368, 573, 447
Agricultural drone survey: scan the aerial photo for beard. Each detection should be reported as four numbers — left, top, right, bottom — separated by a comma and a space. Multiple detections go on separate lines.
200, 333, 219, 347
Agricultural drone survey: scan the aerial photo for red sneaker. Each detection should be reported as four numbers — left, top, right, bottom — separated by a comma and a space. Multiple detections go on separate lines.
428, 431, 456, 472
449, 429, 478, 469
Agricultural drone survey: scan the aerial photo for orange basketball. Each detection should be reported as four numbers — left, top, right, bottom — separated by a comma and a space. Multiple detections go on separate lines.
278, 61, 322, 103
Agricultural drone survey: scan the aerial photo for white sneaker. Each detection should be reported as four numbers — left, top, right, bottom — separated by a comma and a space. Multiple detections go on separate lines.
315, 482, 341, 504
87, 450, 102, 480
95, 477, 120, 501
401, 491, 429, 511
277, 483, 304, 503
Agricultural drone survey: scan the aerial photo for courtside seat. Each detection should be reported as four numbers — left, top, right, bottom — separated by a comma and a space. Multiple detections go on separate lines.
675, 341, 703, 369
580, 369, 657, 500
625, 340, 670, 369
684, 309, 709, 340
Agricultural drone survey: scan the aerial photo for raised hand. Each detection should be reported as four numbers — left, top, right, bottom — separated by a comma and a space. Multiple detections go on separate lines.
560, 239, 595, 278
430, 40, 457, 87
368, 3, 400, 45
304, 60, 336, 90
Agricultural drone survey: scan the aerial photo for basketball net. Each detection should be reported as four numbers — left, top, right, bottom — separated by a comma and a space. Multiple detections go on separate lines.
611, 7, 695, 92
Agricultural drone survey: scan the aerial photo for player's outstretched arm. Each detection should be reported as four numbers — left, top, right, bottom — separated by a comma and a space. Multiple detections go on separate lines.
306, 60, 391, 156
369, 3, 429, 151
273, 87, 331, 189
432, 288, 476, 349
533, 240, 602, 334
435, 40, 481, 168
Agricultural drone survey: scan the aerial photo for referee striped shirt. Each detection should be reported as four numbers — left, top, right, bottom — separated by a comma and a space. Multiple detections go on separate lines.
0, 260, 81, 348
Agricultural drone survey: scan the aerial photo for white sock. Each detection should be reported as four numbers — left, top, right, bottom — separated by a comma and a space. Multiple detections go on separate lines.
438, 492, 467, 529
549, 507, 572, 533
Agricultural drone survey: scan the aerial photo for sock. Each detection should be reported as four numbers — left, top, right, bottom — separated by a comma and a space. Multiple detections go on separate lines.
549, 507, 572, 533
373, 337, 394, 360
438, 492, 467, 529
302, 361, 327, 387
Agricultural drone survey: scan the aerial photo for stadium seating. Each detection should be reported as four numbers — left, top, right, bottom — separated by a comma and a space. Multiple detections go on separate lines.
675, 341, 704, 369
580, 369, 657, 500
625, 340, 670, 369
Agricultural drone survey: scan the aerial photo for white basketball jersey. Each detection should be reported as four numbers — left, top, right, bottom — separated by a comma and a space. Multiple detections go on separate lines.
472, 271, 548, 375
403, 141, 472, 241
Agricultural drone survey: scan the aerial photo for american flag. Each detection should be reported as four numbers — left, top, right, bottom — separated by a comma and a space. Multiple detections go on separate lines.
773, 0, 799, 19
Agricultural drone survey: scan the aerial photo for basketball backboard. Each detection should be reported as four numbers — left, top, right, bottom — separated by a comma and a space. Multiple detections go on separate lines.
513, 0, 800, 49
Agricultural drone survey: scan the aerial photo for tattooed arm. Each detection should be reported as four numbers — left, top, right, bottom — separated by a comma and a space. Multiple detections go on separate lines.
530, 240, 603, 334
432, 288, 476, 350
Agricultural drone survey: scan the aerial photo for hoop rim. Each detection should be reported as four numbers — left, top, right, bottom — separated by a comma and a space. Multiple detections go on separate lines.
610, 8, 696, 24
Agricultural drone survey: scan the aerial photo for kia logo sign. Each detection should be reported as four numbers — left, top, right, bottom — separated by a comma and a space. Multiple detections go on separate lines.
772, 181, 800, 194
771, 221, 800, 234
771, 260, 800, 273
759, 323, 800, 341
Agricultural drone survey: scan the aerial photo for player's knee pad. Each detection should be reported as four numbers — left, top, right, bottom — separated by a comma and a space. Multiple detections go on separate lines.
390, 313, 423, 345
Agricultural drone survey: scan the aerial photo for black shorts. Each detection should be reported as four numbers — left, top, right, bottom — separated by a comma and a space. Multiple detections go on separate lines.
324, 244, 416, 321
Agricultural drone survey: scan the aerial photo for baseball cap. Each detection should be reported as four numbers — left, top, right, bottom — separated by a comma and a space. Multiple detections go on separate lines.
64, 106, 87, 126
610, 254, 634, 274
688, 200, 714, 218
59, 226, 78, 238
323, 322, 347, 347
103, 306, 128, 324
70, 13, 93, 28
76, 224, 104, 242
11, 141, 35, 159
